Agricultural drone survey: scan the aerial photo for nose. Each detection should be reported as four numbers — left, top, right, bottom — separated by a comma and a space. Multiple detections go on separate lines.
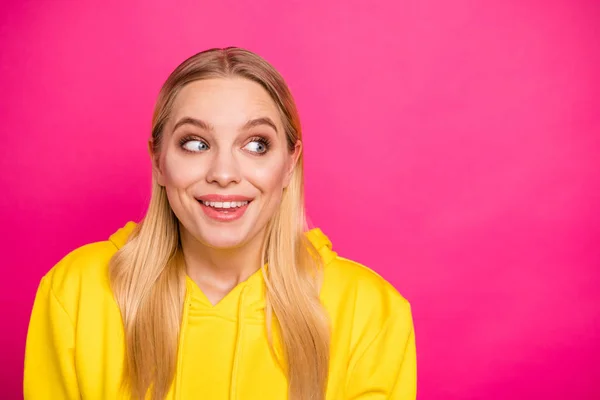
205, 148, 242, 187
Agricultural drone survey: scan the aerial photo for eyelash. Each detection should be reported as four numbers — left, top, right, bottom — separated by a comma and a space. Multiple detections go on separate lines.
179, 135, 208, 152
178, 135, 272, 155
247, 136, 271, 154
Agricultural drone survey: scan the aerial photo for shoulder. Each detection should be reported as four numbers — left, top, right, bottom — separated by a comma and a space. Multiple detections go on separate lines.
45, 241, 118, 291
320, 255, 413, 353
306, 227, 412, 325
321, 256, 411, 318
40, 240, 119, 317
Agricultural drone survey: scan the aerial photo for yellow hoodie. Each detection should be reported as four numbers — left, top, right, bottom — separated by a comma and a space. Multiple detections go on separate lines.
24, 222, 416, 399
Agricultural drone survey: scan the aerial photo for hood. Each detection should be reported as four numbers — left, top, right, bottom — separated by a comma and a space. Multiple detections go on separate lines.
108, 221, 336, 263
108, 221, 137, 249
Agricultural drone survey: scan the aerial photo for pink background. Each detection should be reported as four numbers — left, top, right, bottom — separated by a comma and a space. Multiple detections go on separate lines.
1, 0, 599, 399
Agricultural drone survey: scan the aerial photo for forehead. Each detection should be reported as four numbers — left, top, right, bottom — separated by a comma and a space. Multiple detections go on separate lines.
170, 77, 282, 129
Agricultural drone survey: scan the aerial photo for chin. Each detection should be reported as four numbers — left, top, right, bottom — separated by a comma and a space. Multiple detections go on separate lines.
195, 225, 254, 250
202, 235, 246, 250
174, 201, 267, 250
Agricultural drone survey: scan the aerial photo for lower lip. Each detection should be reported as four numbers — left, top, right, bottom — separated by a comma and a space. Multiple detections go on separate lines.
199, 201, 250, 222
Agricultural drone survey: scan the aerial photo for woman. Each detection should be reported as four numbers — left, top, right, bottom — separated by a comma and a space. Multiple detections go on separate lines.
24, 47, 416, 400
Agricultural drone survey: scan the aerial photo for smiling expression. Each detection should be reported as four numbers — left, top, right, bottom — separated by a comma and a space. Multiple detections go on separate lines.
153, 77, 301, 249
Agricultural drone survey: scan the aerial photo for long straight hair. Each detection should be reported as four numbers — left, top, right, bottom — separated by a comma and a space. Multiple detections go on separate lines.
109, 47, 330, 400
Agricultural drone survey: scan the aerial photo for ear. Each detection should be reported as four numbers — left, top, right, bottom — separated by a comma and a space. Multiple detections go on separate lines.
283, 140, 302, 188
148, 139, 166, 186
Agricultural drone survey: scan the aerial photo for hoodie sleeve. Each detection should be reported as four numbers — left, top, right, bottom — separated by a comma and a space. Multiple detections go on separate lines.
24, 275, 80, 400
345, 305, 417, 399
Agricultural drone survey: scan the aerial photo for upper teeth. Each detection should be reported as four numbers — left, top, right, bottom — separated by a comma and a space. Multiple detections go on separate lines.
202, 201, 249, 208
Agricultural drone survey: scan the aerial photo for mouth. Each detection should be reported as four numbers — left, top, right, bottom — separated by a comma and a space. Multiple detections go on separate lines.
195, 196, 253, 222
198, 200, 250, 209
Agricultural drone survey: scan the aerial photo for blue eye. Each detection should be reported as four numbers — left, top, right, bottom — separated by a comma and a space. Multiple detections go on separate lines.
181, 139, 209, 152
244, 137, 270, 154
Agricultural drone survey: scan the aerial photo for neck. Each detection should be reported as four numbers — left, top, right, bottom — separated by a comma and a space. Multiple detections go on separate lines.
180, 225, 265, 291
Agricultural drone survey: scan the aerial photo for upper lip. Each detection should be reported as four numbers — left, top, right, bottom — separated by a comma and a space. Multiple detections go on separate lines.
196, 194, 254, 202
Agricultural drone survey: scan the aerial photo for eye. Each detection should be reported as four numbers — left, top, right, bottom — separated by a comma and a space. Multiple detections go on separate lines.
243, 137, 270, 155
181, 138, 209, 152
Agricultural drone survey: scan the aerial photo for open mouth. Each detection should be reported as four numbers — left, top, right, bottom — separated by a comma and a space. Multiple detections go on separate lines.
196, 198, 253, 221
198, 200, 250, 210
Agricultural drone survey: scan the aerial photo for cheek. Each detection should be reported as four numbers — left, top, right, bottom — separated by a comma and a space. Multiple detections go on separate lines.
162, 152, 206, 188
246, 160, 288, 193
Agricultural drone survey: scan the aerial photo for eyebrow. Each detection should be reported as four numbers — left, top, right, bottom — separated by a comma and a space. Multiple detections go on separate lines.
242, 117, 278, 133
172, 116, 279, 134
172, 117, 214, 132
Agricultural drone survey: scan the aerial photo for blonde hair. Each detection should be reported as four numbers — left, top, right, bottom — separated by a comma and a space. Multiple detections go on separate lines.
109, 48, 330, 400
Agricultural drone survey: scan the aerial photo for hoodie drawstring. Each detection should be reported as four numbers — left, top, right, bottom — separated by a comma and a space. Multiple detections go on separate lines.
229, 285, 247, 399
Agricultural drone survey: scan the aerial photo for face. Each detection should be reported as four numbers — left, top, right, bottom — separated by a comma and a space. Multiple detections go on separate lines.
153, 77, 301, 249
